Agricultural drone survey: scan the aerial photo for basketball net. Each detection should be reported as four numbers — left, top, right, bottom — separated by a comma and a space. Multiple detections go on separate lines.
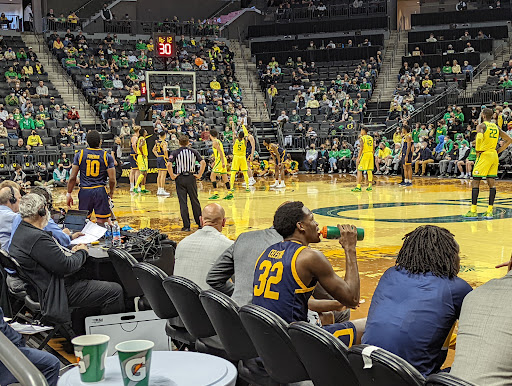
169, 97, 184, 111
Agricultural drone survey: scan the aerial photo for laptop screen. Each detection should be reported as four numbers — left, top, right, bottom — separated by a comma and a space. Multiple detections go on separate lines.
63, 210, 89, 232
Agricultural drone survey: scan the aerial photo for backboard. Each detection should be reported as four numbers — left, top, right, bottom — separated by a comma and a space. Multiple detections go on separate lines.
145, 70, 196, 104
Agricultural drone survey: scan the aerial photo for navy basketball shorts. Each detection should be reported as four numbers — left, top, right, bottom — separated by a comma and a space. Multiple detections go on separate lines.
78, 187, 111, 219
322, 321, 357, 348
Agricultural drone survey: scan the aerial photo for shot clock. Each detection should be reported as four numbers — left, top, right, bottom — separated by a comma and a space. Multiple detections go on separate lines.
153, 33, 176, 58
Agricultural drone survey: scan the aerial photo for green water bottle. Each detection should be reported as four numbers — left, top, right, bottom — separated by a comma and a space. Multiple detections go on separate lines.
321, 226, 364, 241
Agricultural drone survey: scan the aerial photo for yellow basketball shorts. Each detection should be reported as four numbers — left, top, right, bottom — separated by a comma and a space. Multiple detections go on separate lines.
358, 153, 374, 171
136, 155, 148, 171
473, 150, 498, 178
231, 155, 248, 172
213, 158, 227, 174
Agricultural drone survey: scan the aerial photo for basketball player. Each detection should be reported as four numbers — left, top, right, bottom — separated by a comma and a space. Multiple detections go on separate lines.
230, 127, 251, 193
400, 124, 413, 187
134, 128, 149, 193
129, 126, 140, 191
153, 130, 170, 196
352, 127, 374, 192
262, 138, 286, 188
209, 129, 232, 200
244, 127, 256, 186
252, 201, 365, 347
67, 130, 115, 224
464, 108, 512, 219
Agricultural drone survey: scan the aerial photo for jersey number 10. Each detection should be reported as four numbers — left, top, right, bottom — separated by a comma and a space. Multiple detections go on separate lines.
86, 159, 100, 177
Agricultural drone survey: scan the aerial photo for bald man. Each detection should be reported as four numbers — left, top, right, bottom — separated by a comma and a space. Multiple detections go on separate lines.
0, 186, 21, 250
173, 203, 233, 289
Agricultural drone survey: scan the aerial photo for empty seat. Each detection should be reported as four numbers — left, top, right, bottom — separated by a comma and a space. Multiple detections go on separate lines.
132, 263, 194, 350
199, 289, 277, 385
163, 276, 228, 358
239, 304, 310, 384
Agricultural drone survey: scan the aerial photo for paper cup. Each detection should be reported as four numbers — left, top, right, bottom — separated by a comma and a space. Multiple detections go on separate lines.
71, 334, 110, 383
115, 340, 154, 386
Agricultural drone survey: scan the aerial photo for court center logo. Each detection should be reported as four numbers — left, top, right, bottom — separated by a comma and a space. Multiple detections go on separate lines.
313, 198, 512, 223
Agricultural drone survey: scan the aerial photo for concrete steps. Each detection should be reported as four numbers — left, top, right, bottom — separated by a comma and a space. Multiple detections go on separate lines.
373, 31, 408, 103
21, 34, 99, 125
230, 39, 270, 123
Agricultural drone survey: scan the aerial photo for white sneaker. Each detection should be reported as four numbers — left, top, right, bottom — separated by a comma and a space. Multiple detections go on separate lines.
242, 182, 246, 186
249, 178, 256, 186
161, 190, 170, 196
278, 181, 286, 188
156, 189, 165, 196
130, 184, 134, 190
270, 181, 279, 187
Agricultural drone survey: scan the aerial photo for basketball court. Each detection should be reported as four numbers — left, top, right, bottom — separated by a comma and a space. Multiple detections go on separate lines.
57, 175, 512, 319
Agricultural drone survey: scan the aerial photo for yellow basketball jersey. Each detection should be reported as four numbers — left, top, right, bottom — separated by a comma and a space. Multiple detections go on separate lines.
137, 136, 148, 157
213, 139, 225, 161
477, 121, 499, 152
361, 135, 374, 154
233, 138, 246, 157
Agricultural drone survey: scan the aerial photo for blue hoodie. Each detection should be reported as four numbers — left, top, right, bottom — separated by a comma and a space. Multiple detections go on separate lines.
435, 135, 445, 153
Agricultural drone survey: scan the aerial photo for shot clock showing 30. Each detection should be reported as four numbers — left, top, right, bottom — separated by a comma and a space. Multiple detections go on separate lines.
154, 33, 176, 58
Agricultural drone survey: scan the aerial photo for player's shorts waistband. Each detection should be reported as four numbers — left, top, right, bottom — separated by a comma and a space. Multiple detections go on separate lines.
80, 185, 107, 189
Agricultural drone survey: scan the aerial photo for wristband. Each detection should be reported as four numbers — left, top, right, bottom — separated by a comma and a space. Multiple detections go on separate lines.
66, 192, 71, 197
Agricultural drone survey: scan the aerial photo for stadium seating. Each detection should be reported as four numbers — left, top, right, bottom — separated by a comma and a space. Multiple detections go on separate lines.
132, 262, 195, 350
199, 289, 277, 385
163, 276, 229, 358
239, 304, 310, 384
288, 321, 360, 386
348, 344, 426, 385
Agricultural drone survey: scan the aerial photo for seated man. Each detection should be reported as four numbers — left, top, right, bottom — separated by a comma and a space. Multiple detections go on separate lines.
450, 259, 512, 385
174, 203, 233, 289
0, 306, 60, 386
252, 201, 366, 347
375, 142, 392, 173
414, 141, 434, 176
362, 225, 472, 376
10, 194, 124, 330
0, 185, 21, 250
5, 186, 82, 252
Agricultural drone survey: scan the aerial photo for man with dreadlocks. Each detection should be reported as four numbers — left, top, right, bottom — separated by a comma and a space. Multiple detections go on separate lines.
362, 225, 472, 377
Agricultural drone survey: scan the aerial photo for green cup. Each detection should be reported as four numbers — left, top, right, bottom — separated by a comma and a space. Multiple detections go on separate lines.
115, 340, 154, 386
71, 334, 110, 383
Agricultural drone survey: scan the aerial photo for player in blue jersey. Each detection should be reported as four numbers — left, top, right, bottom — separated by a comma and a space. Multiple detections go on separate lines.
252, 201, 366, 348
67, 130, 116, 224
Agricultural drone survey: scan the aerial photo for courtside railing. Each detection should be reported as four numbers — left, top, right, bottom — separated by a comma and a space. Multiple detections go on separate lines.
384, 84, 461, 136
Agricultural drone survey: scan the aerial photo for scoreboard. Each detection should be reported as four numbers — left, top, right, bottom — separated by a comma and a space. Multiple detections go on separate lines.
153, 33, 176, 58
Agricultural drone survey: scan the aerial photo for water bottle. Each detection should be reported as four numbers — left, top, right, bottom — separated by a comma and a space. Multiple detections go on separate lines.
104, 223, 112, 247
321, 226, 364, 241
112, 221, 121, 248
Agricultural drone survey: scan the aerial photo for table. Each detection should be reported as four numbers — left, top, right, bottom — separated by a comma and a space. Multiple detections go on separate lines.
58, 351, 237, 385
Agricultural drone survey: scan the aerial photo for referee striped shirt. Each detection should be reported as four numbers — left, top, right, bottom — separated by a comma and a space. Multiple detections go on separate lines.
169, 146, 203, 174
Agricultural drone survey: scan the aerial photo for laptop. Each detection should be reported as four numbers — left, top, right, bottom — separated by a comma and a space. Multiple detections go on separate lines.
63, 210, 89, 232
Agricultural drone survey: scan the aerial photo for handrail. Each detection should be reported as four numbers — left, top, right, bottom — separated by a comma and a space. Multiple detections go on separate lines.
0, 331, 49, 386
467, 37, 511, 93
383, 84, 461, 135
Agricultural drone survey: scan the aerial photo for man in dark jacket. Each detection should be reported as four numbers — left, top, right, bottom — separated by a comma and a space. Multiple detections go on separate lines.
10, 193, 124, 326
0, 307, 60, 385
439, 143, 459, 177
414, 142, 434, 176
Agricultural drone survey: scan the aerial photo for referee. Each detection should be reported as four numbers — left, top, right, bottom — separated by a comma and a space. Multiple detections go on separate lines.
167, 135, 206, 231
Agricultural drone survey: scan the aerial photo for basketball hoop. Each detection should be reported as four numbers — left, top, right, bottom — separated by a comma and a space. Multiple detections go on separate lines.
169, 97, 184, 111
